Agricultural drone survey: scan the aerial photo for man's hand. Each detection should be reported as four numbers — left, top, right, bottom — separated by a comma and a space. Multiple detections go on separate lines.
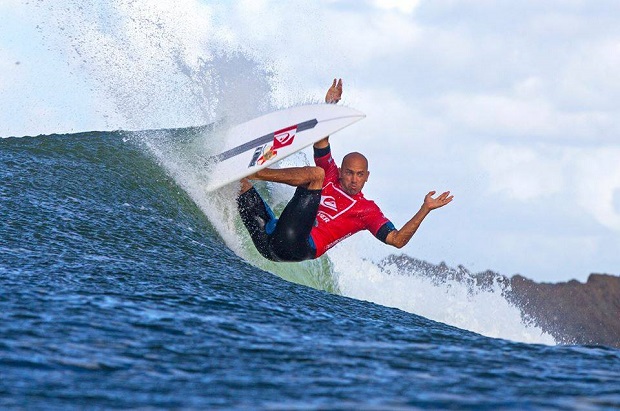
423, 191, 454, 211
315, 78, 343, 149
385, 190, 454, 249
325, 78, 343, 104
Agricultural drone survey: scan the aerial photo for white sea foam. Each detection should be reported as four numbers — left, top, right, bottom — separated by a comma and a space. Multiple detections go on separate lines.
327, 235, 556, 344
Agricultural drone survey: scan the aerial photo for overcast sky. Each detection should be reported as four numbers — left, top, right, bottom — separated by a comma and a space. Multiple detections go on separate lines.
2, 0, 620, 282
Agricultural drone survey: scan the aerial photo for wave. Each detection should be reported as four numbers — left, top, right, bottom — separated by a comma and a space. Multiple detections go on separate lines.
7, 1, 617, 348
2, 128, 557, 345
4, 129, 620, 408
131, 127, 557, 344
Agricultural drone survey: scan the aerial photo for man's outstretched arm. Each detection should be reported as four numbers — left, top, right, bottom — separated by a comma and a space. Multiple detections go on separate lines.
385, 191, 454, 249
314, 78, 343, 150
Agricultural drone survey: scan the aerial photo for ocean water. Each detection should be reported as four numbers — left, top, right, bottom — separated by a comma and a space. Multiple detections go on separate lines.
2, 131, 620, 410
3, 1, 620, 409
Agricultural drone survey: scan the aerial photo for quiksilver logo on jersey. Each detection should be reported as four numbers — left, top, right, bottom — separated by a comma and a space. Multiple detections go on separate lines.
317, 182, 357, 221
320, 195, 338, 212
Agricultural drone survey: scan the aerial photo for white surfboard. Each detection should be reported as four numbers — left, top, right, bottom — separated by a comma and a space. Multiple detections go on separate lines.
205, 104, 365, 191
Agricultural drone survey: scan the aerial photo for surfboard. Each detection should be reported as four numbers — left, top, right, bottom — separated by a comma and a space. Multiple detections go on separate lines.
205, 104, 365, 191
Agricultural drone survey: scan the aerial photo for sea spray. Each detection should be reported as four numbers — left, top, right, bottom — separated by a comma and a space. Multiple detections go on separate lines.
329, 235, 556, 345
39, 0, 336, 290
28, 0, 276, 131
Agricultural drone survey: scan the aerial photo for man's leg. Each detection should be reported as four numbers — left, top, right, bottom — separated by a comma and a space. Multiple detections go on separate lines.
247, 166, 325, 191
236, 183, 278, 260
236, 166, 324, 262
269, 186, 322, 261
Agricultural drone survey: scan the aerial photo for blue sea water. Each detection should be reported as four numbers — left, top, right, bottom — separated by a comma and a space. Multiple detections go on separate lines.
1, 132, 620, 410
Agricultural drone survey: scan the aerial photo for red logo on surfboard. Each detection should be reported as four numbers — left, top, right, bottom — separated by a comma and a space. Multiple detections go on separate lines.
248, 125, 298, 168
272, 125, 297, 150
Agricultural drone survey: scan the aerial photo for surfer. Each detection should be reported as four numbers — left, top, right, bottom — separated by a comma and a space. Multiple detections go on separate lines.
237, 79, 453, 262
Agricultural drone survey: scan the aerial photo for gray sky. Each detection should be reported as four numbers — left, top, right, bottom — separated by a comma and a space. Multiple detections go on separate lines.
2, 0, 620, 282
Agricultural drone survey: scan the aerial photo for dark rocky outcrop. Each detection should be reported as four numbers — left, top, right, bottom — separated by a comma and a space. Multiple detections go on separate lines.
379, 255, 620, 348
509, 274, 620, 347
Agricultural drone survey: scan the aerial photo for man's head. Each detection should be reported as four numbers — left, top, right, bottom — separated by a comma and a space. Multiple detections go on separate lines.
339, 152, 370, 196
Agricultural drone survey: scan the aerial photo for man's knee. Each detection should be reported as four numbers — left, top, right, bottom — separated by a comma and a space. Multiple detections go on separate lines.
307, 166, 325, 189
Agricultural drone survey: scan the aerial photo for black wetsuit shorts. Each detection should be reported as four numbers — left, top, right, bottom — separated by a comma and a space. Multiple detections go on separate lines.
237, 186, 321, 262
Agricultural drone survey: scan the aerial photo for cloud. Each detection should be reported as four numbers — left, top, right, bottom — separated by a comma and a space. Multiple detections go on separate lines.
223, 0, 421, 76
437, 91, 615, 143
479, 143, 620, 232
558, 39, 620, 111
479, 144, 566, 202
573, 148, 620, 231
371, 0, 421, 14
0, 52, 18, 92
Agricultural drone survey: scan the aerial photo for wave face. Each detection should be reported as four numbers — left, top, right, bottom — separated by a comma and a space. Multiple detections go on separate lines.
2, 131, 620, 409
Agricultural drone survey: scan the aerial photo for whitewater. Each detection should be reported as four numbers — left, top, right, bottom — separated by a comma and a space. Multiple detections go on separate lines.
2, 1, 619, 409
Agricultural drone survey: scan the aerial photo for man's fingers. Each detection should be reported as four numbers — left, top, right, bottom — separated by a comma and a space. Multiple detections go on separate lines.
425, 190, 454, 208
326, 78, 343, 103
441, 193, 454, 205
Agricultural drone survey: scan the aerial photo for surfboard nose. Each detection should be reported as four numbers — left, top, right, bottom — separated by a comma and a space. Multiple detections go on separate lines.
321, 104, 366, 120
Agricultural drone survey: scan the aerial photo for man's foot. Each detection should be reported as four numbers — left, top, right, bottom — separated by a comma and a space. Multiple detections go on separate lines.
239, 177, 253, 194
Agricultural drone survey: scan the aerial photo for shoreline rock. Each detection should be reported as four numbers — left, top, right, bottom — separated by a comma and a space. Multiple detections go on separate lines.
508, 273, 620, 347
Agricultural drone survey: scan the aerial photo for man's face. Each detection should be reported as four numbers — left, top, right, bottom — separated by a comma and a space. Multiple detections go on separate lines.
339, 153, 369, 196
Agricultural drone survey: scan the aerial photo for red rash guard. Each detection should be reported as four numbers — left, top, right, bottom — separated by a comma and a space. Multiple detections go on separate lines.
309, 147, 394, 257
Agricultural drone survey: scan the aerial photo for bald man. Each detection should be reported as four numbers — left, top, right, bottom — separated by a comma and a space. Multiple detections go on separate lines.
236, 79, 453, 262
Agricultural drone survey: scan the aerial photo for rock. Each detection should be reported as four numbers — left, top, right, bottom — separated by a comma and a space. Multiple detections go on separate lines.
508, 274, 620, 347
